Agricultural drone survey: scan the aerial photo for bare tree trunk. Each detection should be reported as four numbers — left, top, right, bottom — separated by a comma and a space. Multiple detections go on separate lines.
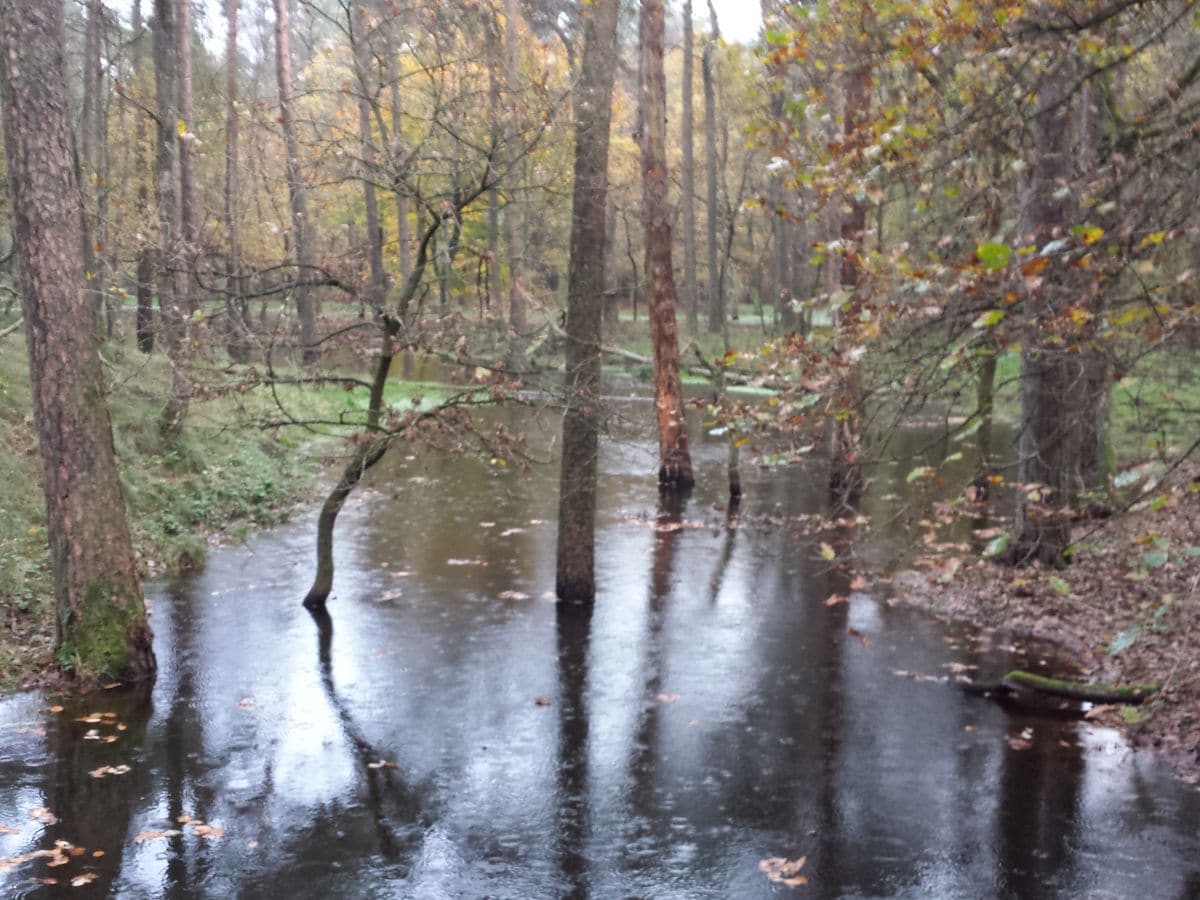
639, 0, 694, 490
273, 0, 318, 364
504, 0, 526, 336
555, 0, 620, 604
681, 0, 698, 332
153, 0, 192, 438
0, 0, 155, 683
81, 0, 103, 334
486, 12, 503, 315
1014, 62, 1079, 566
224, 0, 249, 361
133, 0, 155, 353
703, 1, 721, 334
353, 2, 385, 315
386, 16, 410, 284
177, 0, 198, 273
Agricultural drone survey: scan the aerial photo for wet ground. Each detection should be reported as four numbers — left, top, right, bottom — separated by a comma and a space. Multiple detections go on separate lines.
2, 400, 1200, 897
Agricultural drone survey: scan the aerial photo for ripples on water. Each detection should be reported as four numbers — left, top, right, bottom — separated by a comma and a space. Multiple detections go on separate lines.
1, 403, 1199, 898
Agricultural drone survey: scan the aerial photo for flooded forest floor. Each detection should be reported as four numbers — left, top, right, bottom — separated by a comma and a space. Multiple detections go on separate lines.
895, 480, 1200, 783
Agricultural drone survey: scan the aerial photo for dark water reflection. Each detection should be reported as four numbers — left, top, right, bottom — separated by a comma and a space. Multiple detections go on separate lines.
2, 403, 1200, 898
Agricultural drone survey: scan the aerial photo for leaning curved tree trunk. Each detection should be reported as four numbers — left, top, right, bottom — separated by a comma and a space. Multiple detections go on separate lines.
555, 0, 620, 603
638, 0, 694, 490
0, 0, 155, 683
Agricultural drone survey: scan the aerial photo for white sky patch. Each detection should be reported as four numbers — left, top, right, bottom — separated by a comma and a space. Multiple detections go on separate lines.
706, 0, 763, 45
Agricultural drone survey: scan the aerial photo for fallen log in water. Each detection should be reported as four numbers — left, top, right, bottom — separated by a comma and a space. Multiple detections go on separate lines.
962, 669, 1160, 709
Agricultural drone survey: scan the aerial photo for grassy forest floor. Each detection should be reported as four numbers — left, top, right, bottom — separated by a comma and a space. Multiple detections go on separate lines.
0, 332, 356, 691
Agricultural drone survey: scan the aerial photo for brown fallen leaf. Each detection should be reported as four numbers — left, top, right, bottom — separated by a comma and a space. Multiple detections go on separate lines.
656, 693, 680, 704
759, 855, 808, 887
190, 824, 224, 839
88, 764, 131, 779
533, 696, 551, 707
847, 627, 871, 647
71, 873, 98, 886
134, 829, 182, 843
824, 593, 849, 607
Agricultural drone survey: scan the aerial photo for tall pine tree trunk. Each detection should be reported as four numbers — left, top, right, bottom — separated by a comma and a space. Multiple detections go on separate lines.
681, 0, 698, 332
153, 0, 192, 438
273, 0, 318, 364
555, 0, 621, 603
0, 0, 155, 683
703, 1, 721, 334
504, 0, 526, 336
639, 0, 693, 490
133, 0, 155, 353
224, 0, 250, 361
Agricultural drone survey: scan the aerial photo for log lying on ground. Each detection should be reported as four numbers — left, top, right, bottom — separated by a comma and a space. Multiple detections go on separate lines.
963, 669, 1159, 706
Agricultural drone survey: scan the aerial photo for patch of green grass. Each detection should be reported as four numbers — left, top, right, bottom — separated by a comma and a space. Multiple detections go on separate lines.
0, 339, 402, 689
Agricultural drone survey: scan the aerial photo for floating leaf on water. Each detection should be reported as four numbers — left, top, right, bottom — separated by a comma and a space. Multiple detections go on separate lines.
533, 696, 551, 707
497, 590, 530, 601
71, 874, 98, 887
656, 693, 680, 704
759, 855, 808, 886
134, 829, 182, 843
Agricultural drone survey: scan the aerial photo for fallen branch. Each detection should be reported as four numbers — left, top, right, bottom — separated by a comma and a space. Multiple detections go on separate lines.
963, 669, 1160, 706
0, 317, 22, 340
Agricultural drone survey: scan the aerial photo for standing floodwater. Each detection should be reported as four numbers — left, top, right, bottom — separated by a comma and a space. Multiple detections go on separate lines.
2, 404, 1199, 898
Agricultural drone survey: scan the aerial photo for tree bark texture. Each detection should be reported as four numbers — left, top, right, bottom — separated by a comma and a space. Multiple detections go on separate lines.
133, 0, 154, 353
639, 0, 694, 490
224, 0, 250, 360
1015, 63, 1080, 565
353, 2, 385, 315
555, 0, 620, 604
0, 0, 154, 683
153, 0, 193, 437
681, 0, 697, 332
504, 0, 526, 335
80, 0, 103, 332
273, 0, 318, 364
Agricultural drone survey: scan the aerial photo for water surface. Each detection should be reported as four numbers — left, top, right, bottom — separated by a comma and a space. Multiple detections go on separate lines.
2, 403, 1199, 898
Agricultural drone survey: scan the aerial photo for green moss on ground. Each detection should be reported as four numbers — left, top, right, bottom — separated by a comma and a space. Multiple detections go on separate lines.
0, 338, 382, 691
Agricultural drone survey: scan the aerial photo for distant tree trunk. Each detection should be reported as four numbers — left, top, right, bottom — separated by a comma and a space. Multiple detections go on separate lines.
504, 0, 526, 336
1014, 64, 1079, 566
386, 18, 411, 284
486, 12, 503, 315
353, 2, 385, 315
153, 0, 192, 438
639, 0, 694, 490
681, 0, 698, 332
133, 0, 155, 353
273, 0, 318, 364
176, 0, 198, 281
555, 0, 620, 604
0, 0, 155, 683
703, 1, 721, 334
224, 0, 250, 361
